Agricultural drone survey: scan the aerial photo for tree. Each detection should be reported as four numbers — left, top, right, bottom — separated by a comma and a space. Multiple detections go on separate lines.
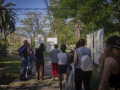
49, 0, 119, 36
0, 0, 17, 34
18, 12, 46, 48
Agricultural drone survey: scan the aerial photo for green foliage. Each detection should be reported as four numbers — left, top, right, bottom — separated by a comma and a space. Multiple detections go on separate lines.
0, 0, 18, 33
0, 38, 8, 50
49, 0, 120, 38
19, 12, 46, 38
0, 56, 21, 85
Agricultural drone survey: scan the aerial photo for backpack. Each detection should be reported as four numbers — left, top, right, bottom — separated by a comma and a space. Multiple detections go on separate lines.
78, 49, 93, 71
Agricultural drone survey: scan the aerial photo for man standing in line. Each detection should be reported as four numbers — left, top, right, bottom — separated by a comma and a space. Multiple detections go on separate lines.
16, 40, 28, 81
50, 44, 60, 80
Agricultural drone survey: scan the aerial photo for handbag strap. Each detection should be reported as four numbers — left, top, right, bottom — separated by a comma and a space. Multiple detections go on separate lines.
112, 56, 120, 65
78, 49, 83, 56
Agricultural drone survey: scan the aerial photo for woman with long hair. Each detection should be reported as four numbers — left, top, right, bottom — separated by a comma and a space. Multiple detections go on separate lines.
74, 39, 92, 90
98, 36, 120, 90
57, 44, 69, 90
35, 43, 45, 80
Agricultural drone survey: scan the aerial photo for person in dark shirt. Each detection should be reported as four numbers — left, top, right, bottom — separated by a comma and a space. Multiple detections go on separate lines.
16, 40, 28, 81
69, 50, 74, 64
35, 43, 45, 80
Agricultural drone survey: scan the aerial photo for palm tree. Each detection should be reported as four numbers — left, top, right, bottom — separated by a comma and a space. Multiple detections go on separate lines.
0, 0, 17, 34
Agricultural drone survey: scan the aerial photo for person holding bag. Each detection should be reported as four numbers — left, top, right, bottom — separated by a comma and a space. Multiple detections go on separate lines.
73, 39, 92, 90
57, 44, 69, 90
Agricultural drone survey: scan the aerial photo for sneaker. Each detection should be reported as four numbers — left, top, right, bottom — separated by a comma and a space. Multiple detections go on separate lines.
20, 78, 28, 81
53, 78, 55, 81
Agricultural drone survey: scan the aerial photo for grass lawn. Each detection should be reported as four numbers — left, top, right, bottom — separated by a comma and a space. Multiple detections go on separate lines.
90, 63, 101, 90
0, 56, 21, 85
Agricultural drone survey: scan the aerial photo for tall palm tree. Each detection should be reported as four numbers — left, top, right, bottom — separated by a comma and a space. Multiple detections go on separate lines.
0, 0, 17, 34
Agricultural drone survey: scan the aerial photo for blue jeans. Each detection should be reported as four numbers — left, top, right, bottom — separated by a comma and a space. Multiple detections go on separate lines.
20, 57, 27, 79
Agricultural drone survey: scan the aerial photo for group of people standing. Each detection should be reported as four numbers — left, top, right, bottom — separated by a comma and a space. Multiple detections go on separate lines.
16, 40, 34, 80
16, 35, 120, 90
50, 35, 120, 90
50, 39, 92, 90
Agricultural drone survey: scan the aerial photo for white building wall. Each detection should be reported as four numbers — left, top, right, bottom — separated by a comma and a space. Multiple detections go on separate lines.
35, 37, 45, 48
47, 38, 57, 51
94, 29, 104, 64
87, 33, 93, 60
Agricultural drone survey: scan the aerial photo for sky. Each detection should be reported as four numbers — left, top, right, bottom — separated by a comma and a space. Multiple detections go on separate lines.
3, 0, 50, 28
4, 0, 47, 8
3, 0, 72, 36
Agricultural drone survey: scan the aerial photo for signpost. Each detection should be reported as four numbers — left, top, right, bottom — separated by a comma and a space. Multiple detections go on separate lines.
46, 37, 57, 51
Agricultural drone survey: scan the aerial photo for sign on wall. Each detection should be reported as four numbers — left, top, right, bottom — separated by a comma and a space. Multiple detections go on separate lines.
87, 33, 93, 60
47, 37, 57, 51
94, 28, 104, 64
35, 37, 45, 48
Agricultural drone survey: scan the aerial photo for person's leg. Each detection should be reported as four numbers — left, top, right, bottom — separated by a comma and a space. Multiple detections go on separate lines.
83, 71, 92, 90
63, 73, 68, 90
58, 73, 62, 90
75, 68, 83, 90
21, 57, 27, 79
40, 60, 44, 80
55, 63, 58, 77
36, 60, 40, 80
30, 68, 32, 75
52, 63, 55, 79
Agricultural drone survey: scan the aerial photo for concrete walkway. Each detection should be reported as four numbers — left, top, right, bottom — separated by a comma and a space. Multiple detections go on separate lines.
6, 57, 68, 90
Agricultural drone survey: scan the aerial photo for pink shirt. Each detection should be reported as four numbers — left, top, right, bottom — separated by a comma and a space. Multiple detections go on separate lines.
27, 48, 34, 58
99, 51, 104, 64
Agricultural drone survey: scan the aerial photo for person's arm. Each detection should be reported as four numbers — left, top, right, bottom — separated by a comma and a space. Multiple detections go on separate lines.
73, 53, 78, 65
98, 57, 113, 90
88, 49, 91, 58
57, 53, 59, 64
16, 48, 20, 54
67, 53, 69, 62
19, 45, 27, 53
31, 48, 34, 57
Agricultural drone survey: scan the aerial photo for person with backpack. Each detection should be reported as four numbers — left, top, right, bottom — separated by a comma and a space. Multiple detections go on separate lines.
73, 39, 92, 90
15, 40, 28, 81
98, 36, 120, 90
50, 44, 60, 80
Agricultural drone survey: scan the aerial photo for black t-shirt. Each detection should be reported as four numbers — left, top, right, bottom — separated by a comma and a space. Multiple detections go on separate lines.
35, 48, 45, 60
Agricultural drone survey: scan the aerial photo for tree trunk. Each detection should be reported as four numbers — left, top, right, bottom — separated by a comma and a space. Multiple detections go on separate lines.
54, 27, 56, 37
65, 31, 66, 45
118, 0, 120, 36
59, 34, 61, 50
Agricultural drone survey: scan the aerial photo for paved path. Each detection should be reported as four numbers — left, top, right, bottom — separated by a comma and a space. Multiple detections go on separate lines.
6, 57, 70, 90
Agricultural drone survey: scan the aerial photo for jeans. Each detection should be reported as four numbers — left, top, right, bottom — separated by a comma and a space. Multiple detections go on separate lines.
20, 57, 27, 79
75, 68, 92, 90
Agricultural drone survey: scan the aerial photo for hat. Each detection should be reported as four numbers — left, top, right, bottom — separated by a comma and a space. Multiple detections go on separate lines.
107, 35, 120, 48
